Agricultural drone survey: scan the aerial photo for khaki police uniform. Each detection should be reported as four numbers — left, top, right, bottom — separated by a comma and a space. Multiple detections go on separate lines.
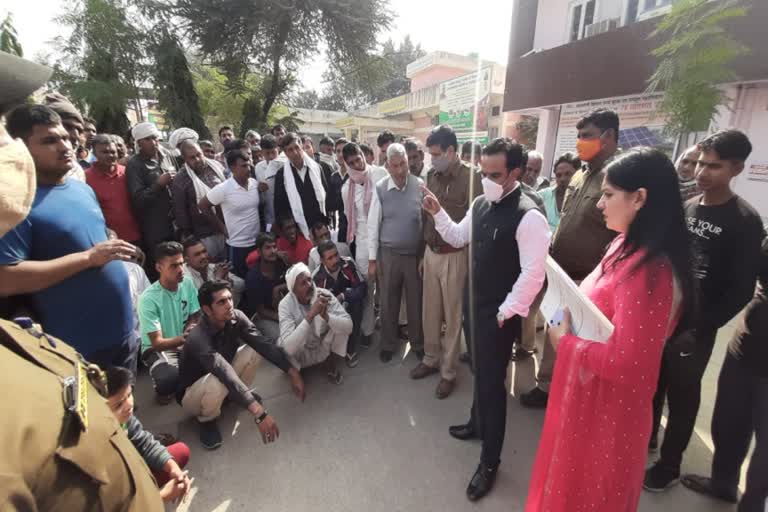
0, 317, 164, 511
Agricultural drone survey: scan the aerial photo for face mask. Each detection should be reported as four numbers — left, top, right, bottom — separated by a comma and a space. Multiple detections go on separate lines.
432, 154, 450, 173
0, 139, 36, 236
576, 136, 603, 162
481, 177, 505, 203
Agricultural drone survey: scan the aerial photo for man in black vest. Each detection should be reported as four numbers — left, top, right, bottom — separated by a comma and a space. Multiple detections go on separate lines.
422, 137, 551, 501
273, 132, 327, 240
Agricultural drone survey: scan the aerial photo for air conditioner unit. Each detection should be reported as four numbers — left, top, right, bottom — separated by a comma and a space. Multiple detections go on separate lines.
584, 17, 620, 38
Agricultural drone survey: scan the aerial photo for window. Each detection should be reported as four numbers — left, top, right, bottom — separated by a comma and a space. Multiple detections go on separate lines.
568, 0, 597, 43
626, 0, 639, 23
491, 106, 501, 117
490, 127, 499, 139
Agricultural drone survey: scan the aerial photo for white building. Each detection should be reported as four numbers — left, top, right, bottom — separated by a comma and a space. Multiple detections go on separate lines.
504, 0, 768, 223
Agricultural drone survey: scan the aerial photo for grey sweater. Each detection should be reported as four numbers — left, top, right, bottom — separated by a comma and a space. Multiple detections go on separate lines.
124, 415, 172, 471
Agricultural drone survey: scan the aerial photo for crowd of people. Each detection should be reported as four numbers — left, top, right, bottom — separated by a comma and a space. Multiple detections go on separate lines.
1, 51, 766, 511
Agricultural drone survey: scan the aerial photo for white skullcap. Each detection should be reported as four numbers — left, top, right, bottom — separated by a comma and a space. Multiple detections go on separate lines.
286, 263, 311, 295
131, 122, 161, 142
168, 127, 199, 149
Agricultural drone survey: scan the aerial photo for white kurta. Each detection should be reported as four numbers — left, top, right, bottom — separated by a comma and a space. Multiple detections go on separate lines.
277, 289, 352, 369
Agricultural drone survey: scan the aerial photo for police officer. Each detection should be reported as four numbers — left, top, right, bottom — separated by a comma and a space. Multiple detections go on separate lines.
422, 137, 551, 501
0, 52, 164, 511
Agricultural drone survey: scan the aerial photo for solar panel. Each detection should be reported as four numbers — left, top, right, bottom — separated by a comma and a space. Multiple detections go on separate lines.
618, 127, 662, 149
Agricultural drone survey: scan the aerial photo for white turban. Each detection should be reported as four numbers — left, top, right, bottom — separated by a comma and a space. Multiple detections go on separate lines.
286, 263, 311, 295
169, 127, 199, 149
131, 122, 161, 142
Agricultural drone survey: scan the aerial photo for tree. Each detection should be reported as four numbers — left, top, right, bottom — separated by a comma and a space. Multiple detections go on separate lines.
319, 35, 426, 111
0, 13, 23, 57
152, 32, 211, 139
645, 0, 749, 137
53, 0, 150, 134
191, 63, 262, 135
515, 115, 540, 148
292, 89, 321, 110
166, 0, 391, 133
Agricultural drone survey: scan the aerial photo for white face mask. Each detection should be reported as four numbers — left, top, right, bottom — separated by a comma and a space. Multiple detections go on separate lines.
481, 177, 505, 203
0, 139, 36, 236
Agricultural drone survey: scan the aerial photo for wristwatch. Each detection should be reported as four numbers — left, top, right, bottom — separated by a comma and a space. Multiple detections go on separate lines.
497, 312, 506, 325
255, 409, 269, 424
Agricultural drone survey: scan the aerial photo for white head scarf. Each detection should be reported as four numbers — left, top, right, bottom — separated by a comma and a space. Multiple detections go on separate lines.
286, 263, 311, 296
169, 127, 199, 149
131, 122, 161, 142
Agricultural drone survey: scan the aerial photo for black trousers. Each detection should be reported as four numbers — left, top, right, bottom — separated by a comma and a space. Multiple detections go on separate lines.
467, 308, 517, 467
651, 328, 717, 470
142, 349, 179, 397
711, 351, 768, 512
345, 298, 363, 354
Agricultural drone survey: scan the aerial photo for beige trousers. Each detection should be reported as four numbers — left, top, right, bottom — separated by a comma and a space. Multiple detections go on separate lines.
421, 247, 468, 381
519, 285, 546, 352
181, 345, 262, 422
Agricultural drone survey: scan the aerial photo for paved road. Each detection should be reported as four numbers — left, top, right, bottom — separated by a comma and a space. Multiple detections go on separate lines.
136, 321, 745, 512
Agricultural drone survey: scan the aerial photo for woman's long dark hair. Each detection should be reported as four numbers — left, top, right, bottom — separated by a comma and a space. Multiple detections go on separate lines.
603, 148, 696, 326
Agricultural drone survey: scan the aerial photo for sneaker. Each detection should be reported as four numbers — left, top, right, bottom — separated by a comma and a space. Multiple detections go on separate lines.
643, 461, 680, 492
520, 387, 549, 408
680, 474, 738, 503
154, 432, 177, 446
198, 420, 223, 450
346, 352, 360, 368
648, 436, 658, 453
327, 368, 344, 384
511, 346, 537, 362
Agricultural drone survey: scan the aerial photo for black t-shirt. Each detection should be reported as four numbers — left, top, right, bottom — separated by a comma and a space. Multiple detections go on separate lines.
729, 235, 768, 376
244, 259, 288, 317
685, 195, 764, 332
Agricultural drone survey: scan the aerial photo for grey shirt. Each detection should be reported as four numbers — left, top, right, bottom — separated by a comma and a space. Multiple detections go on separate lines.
178, 310, 293, 407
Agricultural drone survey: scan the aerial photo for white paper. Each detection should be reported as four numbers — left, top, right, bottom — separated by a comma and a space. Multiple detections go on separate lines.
539, 256, 614, 343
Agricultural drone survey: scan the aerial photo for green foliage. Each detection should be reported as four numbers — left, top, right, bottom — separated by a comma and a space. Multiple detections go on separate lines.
152, 33, 211, 139
191, 63, 262, 135
0, 13, 23, 56
646, 0, 750, 136
53, 0, 149, 134
515, 115, 539, 148
319, 35, 427, 111
165, 0, 391, 129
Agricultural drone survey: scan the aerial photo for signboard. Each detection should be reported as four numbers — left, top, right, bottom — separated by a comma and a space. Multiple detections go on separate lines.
378, 94, 407, 115
554, 92, 673, 160
438, 67, 492, 143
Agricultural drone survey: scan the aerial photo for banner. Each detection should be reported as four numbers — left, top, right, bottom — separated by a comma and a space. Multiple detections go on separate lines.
554, 92, 674, 159
438, 67, 492, 141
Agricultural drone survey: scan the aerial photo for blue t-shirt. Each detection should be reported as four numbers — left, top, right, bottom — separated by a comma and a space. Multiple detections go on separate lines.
0, 179, 133, 356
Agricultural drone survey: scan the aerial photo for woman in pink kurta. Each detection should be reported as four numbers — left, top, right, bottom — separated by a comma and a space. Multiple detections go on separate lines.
525, 148, 695, 512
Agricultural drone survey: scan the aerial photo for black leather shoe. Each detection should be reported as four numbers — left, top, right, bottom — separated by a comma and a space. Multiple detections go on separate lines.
449, 422, 478, 441
466, 462, 498, 501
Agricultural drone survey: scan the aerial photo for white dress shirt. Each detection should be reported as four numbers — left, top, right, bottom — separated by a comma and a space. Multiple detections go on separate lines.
367, 174, 424, 261
341, 165, 388, 261
433, 184, 551, 319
